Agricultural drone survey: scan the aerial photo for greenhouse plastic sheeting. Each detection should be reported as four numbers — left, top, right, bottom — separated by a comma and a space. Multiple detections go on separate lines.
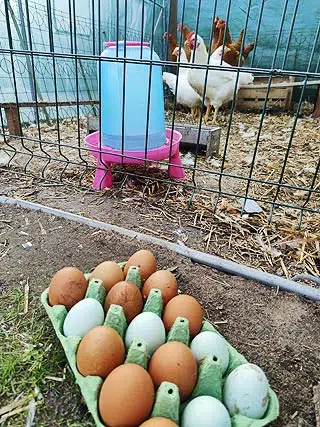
177, 0, 320, 72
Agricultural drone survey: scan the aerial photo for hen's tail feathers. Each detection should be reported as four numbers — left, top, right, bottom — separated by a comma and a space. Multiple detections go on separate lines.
239, 72, 254, 86
163, 72, 177, 93
243, 42, 255, 59
234, 29, 244, 50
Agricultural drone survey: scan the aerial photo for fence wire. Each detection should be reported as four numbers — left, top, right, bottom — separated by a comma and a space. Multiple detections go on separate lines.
0, 0, 319, 228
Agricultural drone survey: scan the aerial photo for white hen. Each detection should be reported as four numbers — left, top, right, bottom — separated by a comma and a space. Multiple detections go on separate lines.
163, 47, 202, 117
187, 33, 254, 124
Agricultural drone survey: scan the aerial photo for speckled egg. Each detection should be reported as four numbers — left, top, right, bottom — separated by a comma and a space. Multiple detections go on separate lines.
104, 281, 143, 323
49, 267, 87, 309
223, 363, 270, 419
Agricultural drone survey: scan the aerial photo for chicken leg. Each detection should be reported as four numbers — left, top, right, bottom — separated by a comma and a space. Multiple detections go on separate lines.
213, 106, 219, 124
190, 107, 200, 119
206, 107, 219, 126
204, 105, 212, 124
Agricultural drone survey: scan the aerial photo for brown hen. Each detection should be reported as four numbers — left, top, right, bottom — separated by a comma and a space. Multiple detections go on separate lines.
163, 32, 177, 62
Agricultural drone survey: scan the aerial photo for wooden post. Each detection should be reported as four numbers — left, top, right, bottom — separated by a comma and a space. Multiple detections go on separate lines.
285, 76, 295, 111
312, 86, 320, 118
169, 0, 177, 74
4, 105, 22, 136
169, 0, 177, 40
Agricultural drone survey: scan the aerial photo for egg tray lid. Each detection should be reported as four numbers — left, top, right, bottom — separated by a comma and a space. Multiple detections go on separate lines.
41, 265, 279, 427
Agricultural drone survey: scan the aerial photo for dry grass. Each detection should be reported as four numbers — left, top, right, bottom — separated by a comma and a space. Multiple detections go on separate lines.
0, 110, 319, 280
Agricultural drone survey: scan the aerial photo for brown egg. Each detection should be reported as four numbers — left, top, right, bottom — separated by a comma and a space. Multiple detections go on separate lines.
148, 341, 197, 402
48, 267, 87, 310
89, 261, 124, 292
77, 326, 125, 378
142, 270, 178, 305
124, 250, 157, 282
139, 417, 178, 426
163, 294, 203, 337
99, 363, 155, 426
104, 281, 143, 322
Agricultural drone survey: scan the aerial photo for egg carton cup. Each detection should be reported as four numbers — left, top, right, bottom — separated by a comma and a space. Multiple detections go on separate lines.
41, 265, 279, 427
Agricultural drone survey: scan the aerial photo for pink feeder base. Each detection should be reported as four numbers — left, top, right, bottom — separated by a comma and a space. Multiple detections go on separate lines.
85, 130, 185, 190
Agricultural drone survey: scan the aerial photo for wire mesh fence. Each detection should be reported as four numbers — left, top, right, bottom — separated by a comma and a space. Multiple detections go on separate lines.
0, 0, 319, 229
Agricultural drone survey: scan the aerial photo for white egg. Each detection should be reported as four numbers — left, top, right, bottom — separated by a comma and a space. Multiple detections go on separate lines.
182, 396, 231, 427
63, 298, 104, 337
125, 312, 166, 354
223, 363, 269, 419
190, 331, 229, 374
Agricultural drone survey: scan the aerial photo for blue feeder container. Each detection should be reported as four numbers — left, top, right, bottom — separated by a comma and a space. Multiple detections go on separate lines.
100, 41, 166, 151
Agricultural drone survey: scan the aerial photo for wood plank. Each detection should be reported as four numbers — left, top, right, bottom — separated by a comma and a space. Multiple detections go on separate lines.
4, 105, 21, 136
285, 76, 295, 111
237, 75, 294, 112
1, 100, 98, 108
312, 86, 320, 118
238, 88, 287, 99
171, 122, 221, 159
236, 99, 286, 110
2, 100, 98, 137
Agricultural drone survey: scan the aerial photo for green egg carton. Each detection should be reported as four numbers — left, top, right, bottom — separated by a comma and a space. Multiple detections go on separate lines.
200, 321, 279, 427
41, 282, 104, 427
42, 266, 279, 427
41, 267, 175, 427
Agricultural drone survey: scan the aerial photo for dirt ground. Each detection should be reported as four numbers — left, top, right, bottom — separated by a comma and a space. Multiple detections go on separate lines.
0, 171, 319, 282
0, 111, 319, 282
2, 111, 319, 216
0, 203, 319, 426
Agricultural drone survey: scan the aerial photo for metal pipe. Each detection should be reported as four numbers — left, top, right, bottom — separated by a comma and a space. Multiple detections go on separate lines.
0, 196, 319, 302
292, 274, 320, 286
0, 47, 319, 78
17, 0, 37, 119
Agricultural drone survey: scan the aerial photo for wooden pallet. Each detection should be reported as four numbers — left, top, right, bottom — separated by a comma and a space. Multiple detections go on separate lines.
2, 100, 98, 136
237, 76, 295, 112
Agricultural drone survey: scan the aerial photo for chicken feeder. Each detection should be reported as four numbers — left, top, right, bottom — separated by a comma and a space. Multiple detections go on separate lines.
100, 41, 166, 151
85, 129, 185, 189
87, 41, 184, 188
